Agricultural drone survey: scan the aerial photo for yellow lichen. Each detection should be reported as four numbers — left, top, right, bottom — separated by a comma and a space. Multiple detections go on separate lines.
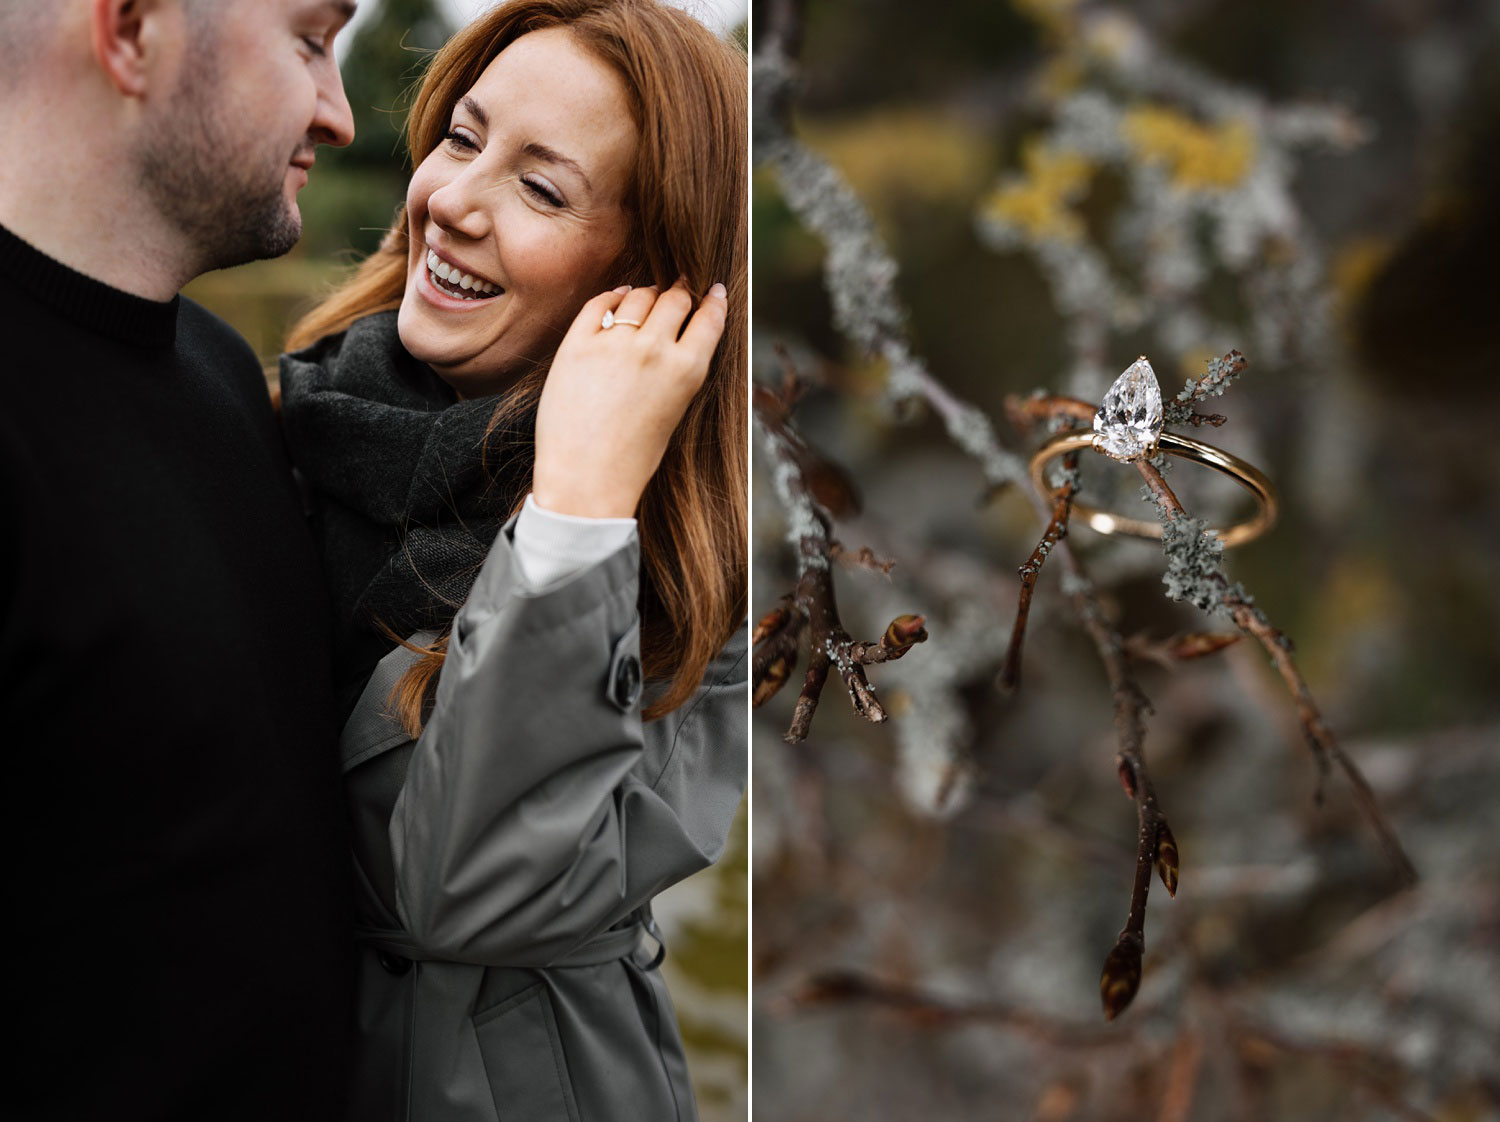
801, 109, 993, 222
1011, 0, 1082, 39
982, 139, 1094, 242
1329, 236, 1392, 323
1121, 106, 1256, 190
1306, 556, 1400, 685
1178, 347, 1216, 381
1035, 53, 1085, 98
1083, 12, 1145, 63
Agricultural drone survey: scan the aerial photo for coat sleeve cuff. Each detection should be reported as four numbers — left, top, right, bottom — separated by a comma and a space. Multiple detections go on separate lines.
511, 492, 638, 593
455, 510, 640, 645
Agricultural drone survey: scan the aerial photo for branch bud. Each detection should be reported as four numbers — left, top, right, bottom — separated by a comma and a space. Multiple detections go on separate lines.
753, 606, 790, 647
753, 654, 795, 708
1155, 819, 1180, 897
1100, 936, 1143, 1020
1167, 632, 1240, 660
1116, 756, 1138, 800
882, 614, 928, 653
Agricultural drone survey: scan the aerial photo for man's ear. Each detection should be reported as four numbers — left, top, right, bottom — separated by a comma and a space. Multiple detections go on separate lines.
89, 0, 175, 98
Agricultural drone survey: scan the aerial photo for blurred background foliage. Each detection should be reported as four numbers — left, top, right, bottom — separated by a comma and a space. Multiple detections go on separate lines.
185, 2, 749, 1118
752, 0, 1498, 1119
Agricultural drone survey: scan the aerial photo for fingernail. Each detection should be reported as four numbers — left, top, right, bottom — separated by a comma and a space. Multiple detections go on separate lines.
710, 282, 727, 299
613, 285, 631, 294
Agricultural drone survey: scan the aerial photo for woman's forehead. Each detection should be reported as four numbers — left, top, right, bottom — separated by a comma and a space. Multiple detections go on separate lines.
460, 28, 637, 188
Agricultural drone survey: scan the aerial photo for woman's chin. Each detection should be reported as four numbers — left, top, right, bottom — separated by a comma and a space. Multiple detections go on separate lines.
396, 300, 443, 364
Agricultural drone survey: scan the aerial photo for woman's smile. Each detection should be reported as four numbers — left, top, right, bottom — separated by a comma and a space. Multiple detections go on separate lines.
418, 244, 505, 308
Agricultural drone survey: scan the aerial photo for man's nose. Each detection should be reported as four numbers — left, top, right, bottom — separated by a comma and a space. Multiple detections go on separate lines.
313, 63, 355, 149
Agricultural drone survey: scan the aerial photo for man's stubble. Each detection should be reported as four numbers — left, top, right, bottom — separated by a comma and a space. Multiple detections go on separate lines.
136, 23, 304, 276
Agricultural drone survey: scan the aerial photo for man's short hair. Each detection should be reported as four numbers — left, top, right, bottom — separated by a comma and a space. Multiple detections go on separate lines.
0, 3, 61, 89
0, 2, 225, 91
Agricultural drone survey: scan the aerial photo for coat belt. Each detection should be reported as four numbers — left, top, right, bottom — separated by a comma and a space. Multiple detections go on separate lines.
353, 917, 662, 970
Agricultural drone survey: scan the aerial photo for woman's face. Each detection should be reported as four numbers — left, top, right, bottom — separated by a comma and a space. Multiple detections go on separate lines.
398, 27, 638, 397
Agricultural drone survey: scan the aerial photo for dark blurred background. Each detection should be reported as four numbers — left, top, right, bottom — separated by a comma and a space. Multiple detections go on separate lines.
751, 0, 1499, 1118
184, 2, 748, 1117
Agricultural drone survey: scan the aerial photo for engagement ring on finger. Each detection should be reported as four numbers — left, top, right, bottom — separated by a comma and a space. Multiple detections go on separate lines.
1027, 357, 1278, 548
601, 309, 644, 329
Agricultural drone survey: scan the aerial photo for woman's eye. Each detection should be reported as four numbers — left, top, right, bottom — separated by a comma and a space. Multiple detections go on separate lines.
301, 36, 328, 57
444, 129, 479, 152
522, 176, 564, 207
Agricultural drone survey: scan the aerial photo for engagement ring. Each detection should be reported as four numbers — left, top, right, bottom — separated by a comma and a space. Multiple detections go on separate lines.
601, 309, 644, 329
1027, 357, 1278, 547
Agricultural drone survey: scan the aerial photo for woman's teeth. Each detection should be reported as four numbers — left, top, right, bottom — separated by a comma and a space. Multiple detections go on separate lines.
426, 250, 501, 299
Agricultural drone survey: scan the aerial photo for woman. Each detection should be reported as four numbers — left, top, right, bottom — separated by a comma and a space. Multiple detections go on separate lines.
276, 2, 746, 1119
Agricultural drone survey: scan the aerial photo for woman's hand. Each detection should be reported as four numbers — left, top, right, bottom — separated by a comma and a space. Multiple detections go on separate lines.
533, 278, 728, 519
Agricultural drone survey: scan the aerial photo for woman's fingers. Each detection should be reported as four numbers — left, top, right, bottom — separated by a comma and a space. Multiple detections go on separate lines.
675, 282, 729, 365
582, 277, 727, 372
641, 277, 695, 339
568, 286, 632, 341
609, 284, 660, 328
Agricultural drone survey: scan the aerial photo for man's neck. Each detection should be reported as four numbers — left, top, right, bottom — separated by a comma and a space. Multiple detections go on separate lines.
0, 113, 194, 303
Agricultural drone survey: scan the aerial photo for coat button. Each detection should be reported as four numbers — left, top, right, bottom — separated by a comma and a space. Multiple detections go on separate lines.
376, 950, 412, 976
613, 653, 643, 710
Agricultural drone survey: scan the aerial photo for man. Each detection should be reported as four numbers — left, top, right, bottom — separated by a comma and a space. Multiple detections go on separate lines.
1, 1, 358, 1116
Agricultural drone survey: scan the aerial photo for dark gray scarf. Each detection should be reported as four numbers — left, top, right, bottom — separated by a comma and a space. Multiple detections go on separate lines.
279, 312, 530, 698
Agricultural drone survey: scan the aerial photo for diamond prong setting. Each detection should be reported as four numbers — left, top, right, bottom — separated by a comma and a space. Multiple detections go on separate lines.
1093, 356, 1164, 462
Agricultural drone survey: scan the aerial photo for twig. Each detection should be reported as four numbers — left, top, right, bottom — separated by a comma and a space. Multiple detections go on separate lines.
1010, 386, 1415, 886
1229, 1019, 1442, 1122
1157, 1027, 1206, 1122
775, 970, 1140, 1048
753, 365, 928, 743
828, 541, 897, 575
1133, 459, 1416, 885
998, 451, 1080, 693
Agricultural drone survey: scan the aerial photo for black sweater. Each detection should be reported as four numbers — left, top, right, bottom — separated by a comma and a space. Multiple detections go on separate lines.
1, 224, 353, 1119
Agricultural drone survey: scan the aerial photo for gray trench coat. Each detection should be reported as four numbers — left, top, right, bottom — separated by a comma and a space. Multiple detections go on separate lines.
338, 516, 747, 1121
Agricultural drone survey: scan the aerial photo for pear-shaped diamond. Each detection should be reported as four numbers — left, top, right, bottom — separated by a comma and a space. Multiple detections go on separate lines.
602, 308, 616, 329
1093, 357, 1163, 461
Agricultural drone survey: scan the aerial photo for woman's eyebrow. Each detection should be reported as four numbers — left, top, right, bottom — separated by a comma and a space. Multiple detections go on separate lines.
458, 96, 489, 128
522, 143, 593, 193
301, 0, 358, 25
455, 97, 594, 193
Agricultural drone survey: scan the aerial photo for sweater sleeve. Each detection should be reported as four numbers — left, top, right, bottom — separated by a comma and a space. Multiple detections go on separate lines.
510, 492, 637, 592
387, 516, 747, 966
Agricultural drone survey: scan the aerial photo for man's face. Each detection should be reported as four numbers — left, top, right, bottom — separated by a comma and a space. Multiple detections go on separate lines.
138, 0, 356, 273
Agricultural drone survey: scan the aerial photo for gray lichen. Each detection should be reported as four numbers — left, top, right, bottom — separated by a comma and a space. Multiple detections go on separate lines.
755, 414, 830, 571
1158, 512, 1238, 618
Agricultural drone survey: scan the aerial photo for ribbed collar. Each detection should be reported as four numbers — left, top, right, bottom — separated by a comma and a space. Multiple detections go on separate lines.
0, 222, 178, 349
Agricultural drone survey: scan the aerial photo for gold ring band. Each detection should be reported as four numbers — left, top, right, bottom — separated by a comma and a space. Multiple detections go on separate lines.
600, 309, 645, 329
1028, 430, 1278, 548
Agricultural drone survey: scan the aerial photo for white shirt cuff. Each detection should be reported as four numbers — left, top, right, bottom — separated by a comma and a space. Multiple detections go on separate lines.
511, 492, 637, 591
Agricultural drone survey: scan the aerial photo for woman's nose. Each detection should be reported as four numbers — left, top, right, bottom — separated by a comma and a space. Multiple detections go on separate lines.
425, 170, 492, 241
